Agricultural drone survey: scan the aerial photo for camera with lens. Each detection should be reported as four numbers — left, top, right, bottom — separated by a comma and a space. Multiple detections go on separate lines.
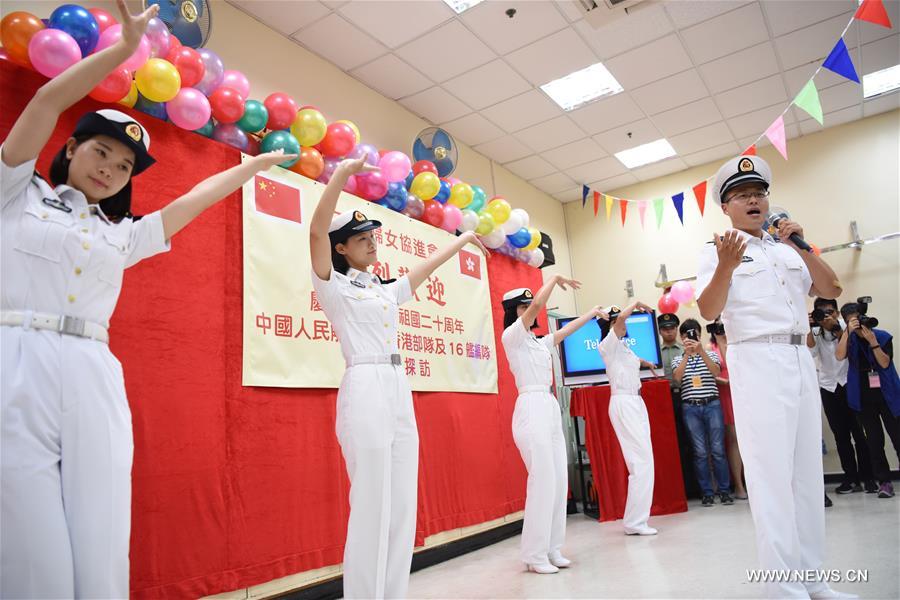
685, 328, 700, 341
706, 322, 725, 336
856, 296, 879, 329
810, 308, 826, 323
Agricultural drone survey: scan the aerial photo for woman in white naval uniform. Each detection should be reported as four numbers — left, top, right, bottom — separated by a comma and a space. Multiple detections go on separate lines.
308, 156, 488, 599
597, 302, 660, 536
0, 4, 294, 597
500, 278, 607, 574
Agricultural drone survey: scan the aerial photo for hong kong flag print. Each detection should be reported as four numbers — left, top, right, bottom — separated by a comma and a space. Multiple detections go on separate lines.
458, 249, 481, 280
254, 176, 301, 224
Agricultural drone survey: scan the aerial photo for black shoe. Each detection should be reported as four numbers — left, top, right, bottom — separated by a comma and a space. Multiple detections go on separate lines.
718, 492, 734, 505
851, 482, 863, 493
701, 495, 715, 507
825, 493, 833, 507
864, 480, 879, 494
835, 482, 854, 494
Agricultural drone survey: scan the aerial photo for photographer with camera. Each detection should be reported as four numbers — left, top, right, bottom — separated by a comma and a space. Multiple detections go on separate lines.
672, 319, 732, 507
707, 319, 747, 500
807, 298, 875, 496
836, 299, 900, 499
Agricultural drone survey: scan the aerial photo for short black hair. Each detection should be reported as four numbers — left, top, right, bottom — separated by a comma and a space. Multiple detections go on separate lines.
679, 318, 701, 335
503, 306, 538, 331
839, 302, 859, 320
814, 297, 838, 311
331, 243, 351, 276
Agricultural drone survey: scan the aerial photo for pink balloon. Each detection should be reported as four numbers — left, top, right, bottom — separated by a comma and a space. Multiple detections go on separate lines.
145, 17, 170, 58
670, 280, 695, 304
220, 69, 250, 99
378, 151, 412, 183
358, 171, 389, 201
28, 29, 82, 78
167, 87, 211, 131
344, 175, 359, 195
96, 24, 149, 71
441, 204, 463, 233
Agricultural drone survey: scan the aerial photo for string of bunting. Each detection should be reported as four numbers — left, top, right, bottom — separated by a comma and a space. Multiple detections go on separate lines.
580, 0, 893, 229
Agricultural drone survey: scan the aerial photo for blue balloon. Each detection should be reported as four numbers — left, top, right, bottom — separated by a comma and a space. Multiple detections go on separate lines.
49, 5, 99, 56
404, 170, 415, 189
375, 199, 390, 208
508, 227, 532, 249
434, 180, 451, 204
383, 182, 408, 212
134, 94, 167, 121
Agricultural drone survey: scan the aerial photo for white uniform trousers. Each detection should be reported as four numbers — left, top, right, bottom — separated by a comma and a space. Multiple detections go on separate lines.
511, 387, 568, 566
727, 343, 826, 599
336, 363, 419, 600
608, 394, 654, 531
1, 326, 133, 599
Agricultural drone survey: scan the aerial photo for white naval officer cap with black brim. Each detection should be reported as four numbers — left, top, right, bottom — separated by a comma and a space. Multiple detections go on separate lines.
328, 210, 382, 245
72, 109, 155, 174
713, 155, 772, 205
502, 288, 534, 310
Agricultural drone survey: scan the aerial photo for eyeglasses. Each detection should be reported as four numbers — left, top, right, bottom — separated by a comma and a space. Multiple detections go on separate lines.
724, 189, 770, 203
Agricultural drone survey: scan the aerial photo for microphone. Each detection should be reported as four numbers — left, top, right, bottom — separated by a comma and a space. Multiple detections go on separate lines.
766, 207, 812, 252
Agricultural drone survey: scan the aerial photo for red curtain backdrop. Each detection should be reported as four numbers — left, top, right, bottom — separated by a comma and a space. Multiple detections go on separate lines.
569, 380, 688, 522
1, 61, 547, 598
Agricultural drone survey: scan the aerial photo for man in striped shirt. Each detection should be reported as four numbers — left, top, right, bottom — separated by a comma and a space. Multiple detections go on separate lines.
672, 319, 733, 507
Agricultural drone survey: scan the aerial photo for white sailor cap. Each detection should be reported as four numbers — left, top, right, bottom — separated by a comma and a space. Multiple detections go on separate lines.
329, 210, 382, 244
502, 288, 533, 309
713, 155, 771, 205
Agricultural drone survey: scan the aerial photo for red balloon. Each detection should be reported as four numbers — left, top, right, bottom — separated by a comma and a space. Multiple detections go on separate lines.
88, 67, 131, 103
168, 34, 182, 52
318, 122, 355, 158
264, 92, 298, 131
413, 160, 437, 176
658, 293, 679, 314
423, 200, 444, 228
166, 46, 204, 88
88, 8, 117, 33
209, 87, 245, 124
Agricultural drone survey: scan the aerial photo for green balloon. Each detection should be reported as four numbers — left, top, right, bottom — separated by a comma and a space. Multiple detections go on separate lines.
260, 130, 300, 167
469, 185, 487, 213
237, 99, 268, 133
194, 119, 215, 138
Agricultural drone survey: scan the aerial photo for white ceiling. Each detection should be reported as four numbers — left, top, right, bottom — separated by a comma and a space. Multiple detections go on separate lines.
230, 0, 900, 203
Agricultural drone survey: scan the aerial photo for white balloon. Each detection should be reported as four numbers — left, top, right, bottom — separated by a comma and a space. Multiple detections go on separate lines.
527, 248, 545, 268
481, 227, 506, 249
500, 210, 525, 235
459, 209, 479, 232
510, 208, 529, 229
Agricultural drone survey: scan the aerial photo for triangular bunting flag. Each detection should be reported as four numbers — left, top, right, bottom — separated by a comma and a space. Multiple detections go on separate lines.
765, 115, 789, 160
582, 185, 589, 208
653, 198, 664, 229
593, 191, 600, 217
672, 192, 685, 224
605, 195, 614, 222
619, 199, 628, 226
692, 180, 707, 216
743, 144, 757, 156
638, 200, 647, 229
823, 38, 860, 83
855, 0, 892, 28
794, 80, 824, 125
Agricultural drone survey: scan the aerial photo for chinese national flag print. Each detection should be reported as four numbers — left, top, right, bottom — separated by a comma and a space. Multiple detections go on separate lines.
458, 249, 481, 280
254, 176, 301, 223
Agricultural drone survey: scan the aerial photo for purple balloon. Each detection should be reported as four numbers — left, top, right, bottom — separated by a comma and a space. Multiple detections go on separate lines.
318, 157, 342, 184
402, 194, 425, 219
348, 142, 379, 169
145, 17, 171, 58
195, 48, 224, 96
212, 123, 249, 151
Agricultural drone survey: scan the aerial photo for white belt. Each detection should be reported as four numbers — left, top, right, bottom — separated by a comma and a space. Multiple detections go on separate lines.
519, 384, 551, 394
736, 333, 804, 346
0, 310, 109, 344
348, 353, 402, 367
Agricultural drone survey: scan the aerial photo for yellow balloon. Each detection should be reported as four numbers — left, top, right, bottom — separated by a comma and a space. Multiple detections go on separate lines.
118, 81, 138, 108
475, 212, 495, 236
410, 172, 440, 200
337, 119, 360, 144
292, 108, 328, 147
485, 197, 511, 225
524, 227, 541, 251
449, 182, 474, 208
135, 58, 181, 103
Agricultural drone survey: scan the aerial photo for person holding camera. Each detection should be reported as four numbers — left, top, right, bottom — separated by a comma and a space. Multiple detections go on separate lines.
707, 319, 747, 500
807, 298, 876, 495
836, 300, 900, 499
671, 320, 732, 507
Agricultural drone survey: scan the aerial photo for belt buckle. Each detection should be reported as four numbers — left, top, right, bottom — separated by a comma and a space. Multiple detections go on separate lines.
391, 353, 401, 366
60, 316, 86, 337
790, 334, 802, 345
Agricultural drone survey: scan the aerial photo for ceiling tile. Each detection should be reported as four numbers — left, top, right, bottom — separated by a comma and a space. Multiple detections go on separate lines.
592, 119, 663, 155
514, 116, 586, 153
399, 87, 471, 124
568, 93, 646, 135
586, 171, 639, 192
699, 42, 780, 94
292, 14, 387, 71
505, 155, 557, 180
605, 34, 694, 90
351, 54, 432, 99
654, 98, 724, 137
773, 14, 854, 71
681, 3, 770, 65
555, 186, 586, 203
442, 60, 532, 109
817, 81, 863, 114
630, 69, 710, 115
669, 122, 735, 156
543, 138, 608, 170
232, 0, 331, 36
338, 0, 453, 49
738, 123, 798, 153
321, 0, 347, 8
555, 1, 583, 23
441, 113, 505, 146
863, 90, 900, 117
859, 1, 899, 44
481, 90, 563, 133
783, 62, 847, 97
461, 0, 569, 55
473, 136, 533, 164
395, 21, 495, 83
861, 34, 900, 75
664, 1, 752, 28
716, 74, 789, 118
570, 156, 628, 184
727, 103, 793, 139
798, 105, 861, 135
531, 172, 576, 194
632, 157, 689, 182
574, 3, 673, 60
682, 141, 742, 168
761, 0, 856, 38
506, 28, 597, 86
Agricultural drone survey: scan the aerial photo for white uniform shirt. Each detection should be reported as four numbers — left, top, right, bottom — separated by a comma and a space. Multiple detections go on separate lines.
695, 229, 812, 344
311, 267, 412, 365
501, 317, 555, 390
1, 150, 170, 329
809, 322, 849, 392
599, 328, 642, 396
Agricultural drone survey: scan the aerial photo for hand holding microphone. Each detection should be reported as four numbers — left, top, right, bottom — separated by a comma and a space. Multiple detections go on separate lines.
766, 207, 812, 252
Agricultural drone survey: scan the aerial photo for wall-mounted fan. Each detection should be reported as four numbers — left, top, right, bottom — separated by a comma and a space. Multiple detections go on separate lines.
145, 0, 212, 48
412, 127, 457, 177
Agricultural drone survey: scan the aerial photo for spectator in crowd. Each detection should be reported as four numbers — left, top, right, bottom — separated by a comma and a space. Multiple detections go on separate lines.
707, 318, 747, 499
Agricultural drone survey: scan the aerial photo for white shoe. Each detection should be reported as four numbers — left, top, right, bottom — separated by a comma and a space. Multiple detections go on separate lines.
808, 587, 859, 599
526, 563, 559, 574
549, 553, 571, 568
624, 526, 658, 536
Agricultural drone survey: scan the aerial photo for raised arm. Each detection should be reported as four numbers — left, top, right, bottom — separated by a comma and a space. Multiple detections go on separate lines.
612, 300, 653, 339
552, 305, 606, 346
520, 274, 581, 333
1, 1, 158, 168
406, 230, 489, 292
698, 231, 746, 321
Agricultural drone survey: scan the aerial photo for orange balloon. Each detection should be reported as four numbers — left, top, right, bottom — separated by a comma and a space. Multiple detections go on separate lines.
288, 146, 325, 180
811, 243, 822, 256
1, 11, 44, 68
